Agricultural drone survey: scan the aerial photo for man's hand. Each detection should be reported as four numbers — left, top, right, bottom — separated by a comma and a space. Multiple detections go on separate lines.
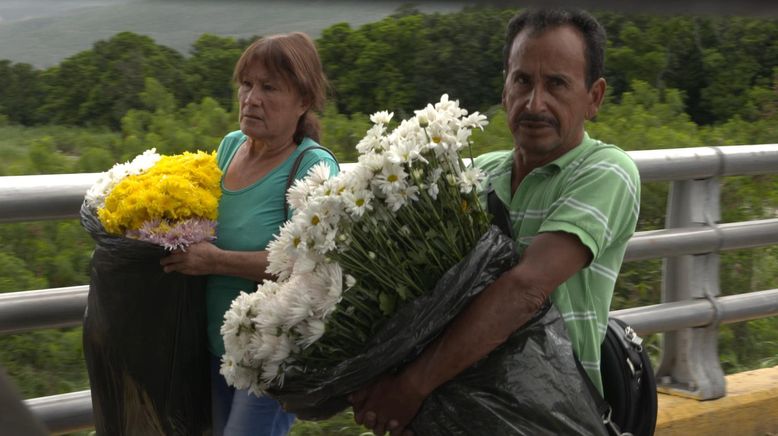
159, 241, 220, 275
350, 373, 421, 436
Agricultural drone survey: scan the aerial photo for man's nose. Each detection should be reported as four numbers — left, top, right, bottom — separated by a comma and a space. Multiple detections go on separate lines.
525, 85, 547, 112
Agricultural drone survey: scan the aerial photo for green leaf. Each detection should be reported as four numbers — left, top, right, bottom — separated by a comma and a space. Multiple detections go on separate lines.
378, 291, 397, 316
396, 284, 410, 300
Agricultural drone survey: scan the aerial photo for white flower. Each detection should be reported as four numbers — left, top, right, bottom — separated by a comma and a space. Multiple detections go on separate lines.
426, 182, 440, 200
355, 124, 388, 154
299, 319, 326, 347
84, 148, 161, 209
386, 139, 425, 166
375, 162, 408, 195
357, 152, 385, 172
370, 110, 394, 125
306, 161, 334, 186
342, 189, 374, 218
286, 178, 313, 213
283, 289, 315, 328
252, 332, 281, 363
220, 355, 258, 392
345, 274, 356, 289
292, 252, 319, 275
460, 111, 488, 130
458, 167, 485, 194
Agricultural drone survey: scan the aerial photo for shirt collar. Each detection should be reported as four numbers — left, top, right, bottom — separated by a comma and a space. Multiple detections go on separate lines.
543, 131, 594, 171
490, 131, 593, 204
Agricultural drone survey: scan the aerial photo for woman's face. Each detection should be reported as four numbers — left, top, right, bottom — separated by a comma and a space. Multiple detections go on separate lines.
237, 61, 308, 145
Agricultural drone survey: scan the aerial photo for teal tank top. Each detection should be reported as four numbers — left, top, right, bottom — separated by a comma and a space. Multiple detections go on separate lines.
206, 130, 338, 357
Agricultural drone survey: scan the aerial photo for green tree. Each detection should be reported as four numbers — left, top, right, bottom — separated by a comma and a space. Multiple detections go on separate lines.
0, 61, 45, 125
184, 34, 243, 111
39, 32, 187, 129
0, 252, 47, 292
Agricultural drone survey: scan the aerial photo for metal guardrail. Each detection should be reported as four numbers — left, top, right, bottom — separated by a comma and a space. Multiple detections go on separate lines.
3, 144, 778, 224
2, 143, 778, 433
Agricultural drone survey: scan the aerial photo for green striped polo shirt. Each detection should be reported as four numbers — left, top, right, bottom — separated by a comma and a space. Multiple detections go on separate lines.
474, 132, 640, 394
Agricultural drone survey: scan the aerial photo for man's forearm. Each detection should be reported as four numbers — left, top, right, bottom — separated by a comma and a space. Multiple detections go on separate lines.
400, 231, 592, 398
400, 265, 547, 397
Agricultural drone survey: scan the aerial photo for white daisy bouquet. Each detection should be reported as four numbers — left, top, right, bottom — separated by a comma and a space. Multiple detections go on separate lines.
220, 95, 499, 400
83, 149, 222, 250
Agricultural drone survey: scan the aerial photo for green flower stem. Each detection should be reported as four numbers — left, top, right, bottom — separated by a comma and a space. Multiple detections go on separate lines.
381, 202, 451, 271
338, 293, 381, 327
336, 233, 423, 296
322, 315, 368, 346
335, 249, 411, 296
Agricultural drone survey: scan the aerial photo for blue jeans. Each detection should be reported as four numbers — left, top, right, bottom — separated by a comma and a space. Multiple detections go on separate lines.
210, 355, 296, 436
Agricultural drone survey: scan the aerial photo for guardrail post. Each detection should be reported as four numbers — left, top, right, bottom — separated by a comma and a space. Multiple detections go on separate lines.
656, 177, 726, 399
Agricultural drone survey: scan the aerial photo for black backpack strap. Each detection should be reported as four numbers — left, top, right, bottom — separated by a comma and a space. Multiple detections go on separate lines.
573, 353, 620, 435
486, 183, 514, 240
284, 145, 339, 220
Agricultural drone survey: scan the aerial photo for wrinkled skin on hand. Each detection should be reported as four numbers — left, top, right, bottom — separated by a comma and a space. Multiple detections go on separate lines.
159, 241, 220, 275
350, 373, 421, 436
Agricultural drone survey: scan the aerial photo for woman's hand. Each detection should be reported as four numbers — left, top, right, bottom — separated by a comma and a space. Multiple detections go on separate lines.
160, 242, 221, 275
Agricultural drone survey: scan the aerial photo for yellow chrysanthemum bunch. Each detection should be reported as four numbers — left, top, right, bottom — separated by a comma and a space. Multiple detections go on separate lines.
98, 151, 222, 235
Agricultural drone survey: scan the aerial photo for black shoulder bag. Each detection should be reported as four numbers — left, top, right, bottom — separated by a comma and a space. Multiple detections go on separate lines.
486, 185, 657, 436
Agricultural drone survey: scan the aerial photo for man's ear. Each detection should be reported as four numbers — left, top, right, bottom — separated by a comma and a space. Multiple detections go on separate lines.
586, 77, 607, 120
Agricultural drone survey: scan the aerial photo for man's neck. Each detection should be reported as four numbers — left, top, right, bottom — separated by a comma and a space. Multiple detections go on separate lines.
511, 132, 585, 194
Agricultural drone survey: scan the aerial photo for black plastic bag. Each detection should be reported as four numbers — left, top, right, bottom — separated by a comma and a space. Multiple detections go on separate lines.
269, 226, 607, 435
81, 203, 211, 435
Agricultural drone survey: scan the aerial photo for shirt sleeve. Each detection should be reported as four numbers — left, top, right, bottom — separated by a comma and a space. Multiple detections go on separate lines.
539, 148, 640, 261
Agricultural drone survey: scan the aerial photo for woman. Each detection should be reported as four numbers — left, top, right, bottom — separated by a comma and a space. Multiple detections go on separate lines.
160, 32, 338, 436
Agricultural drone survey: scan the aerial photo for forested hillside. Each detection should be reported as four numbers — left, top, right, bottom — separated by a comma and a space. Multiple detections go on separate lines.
0, 6, 776, 435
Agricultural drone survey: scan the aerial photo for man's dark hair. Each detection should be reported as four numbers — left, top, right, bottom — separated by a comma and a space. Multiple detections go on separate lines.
503, 8, 606, 89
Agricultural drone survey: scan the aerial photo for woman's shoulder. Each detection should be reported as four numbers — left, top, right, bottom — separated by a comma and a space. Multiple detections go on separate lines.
292, 137, 339, 178
294, 138, 337, 163
220, 130, 247, 148
216, 131, 246, 165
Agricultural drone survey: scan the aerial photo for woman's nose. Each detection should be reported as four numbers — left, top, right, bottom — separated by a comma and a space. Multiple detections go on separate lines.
243, 87, 261, 106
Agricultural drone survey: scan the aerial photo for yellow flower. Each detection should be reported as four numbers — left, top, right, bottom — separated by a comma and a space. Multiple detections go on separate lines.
98, 150, 222, 235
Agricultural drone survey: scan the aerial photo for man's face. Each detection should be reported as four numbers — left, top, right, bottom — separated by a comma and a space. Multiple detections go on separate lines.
503, 25, 604, 161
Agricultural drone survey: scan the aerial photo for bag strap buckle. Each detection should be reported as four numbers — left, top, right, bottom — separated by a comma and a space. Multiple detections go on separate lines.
603, 407, 634, 436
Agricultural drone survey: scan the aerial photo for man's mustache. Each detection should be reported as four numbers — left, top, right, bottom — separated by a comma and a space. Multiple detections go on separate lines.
517, 113, 559, 128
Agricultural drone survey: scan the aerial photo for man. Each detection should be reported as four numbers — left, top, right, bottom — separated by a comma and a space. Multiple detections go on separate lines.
351, 8, 640, 435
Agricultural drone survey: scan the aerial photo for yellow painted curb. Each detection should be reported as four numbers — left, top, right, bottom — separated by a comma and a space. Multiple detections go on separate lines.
656, 365, 778, 435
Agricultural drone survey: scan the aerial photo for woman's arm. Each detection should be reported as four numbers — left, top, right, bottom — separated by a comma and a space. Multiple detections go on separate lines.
159, 241, 272, 283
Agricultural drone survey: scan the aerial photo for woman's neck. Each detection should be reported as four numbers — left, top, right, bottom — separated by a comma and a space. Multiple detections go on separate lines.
245, 136, 296, 160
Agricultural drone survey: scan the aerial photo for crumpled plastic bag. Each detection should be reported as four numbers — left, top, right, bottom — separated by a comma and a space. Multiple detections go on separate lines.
269, 226, 607, 435
80, 202, 211, 435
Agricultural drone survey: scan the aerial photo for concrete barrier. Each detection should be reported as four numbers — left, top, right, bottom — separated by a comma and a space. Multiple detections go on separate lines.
656, 365, 778, 435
